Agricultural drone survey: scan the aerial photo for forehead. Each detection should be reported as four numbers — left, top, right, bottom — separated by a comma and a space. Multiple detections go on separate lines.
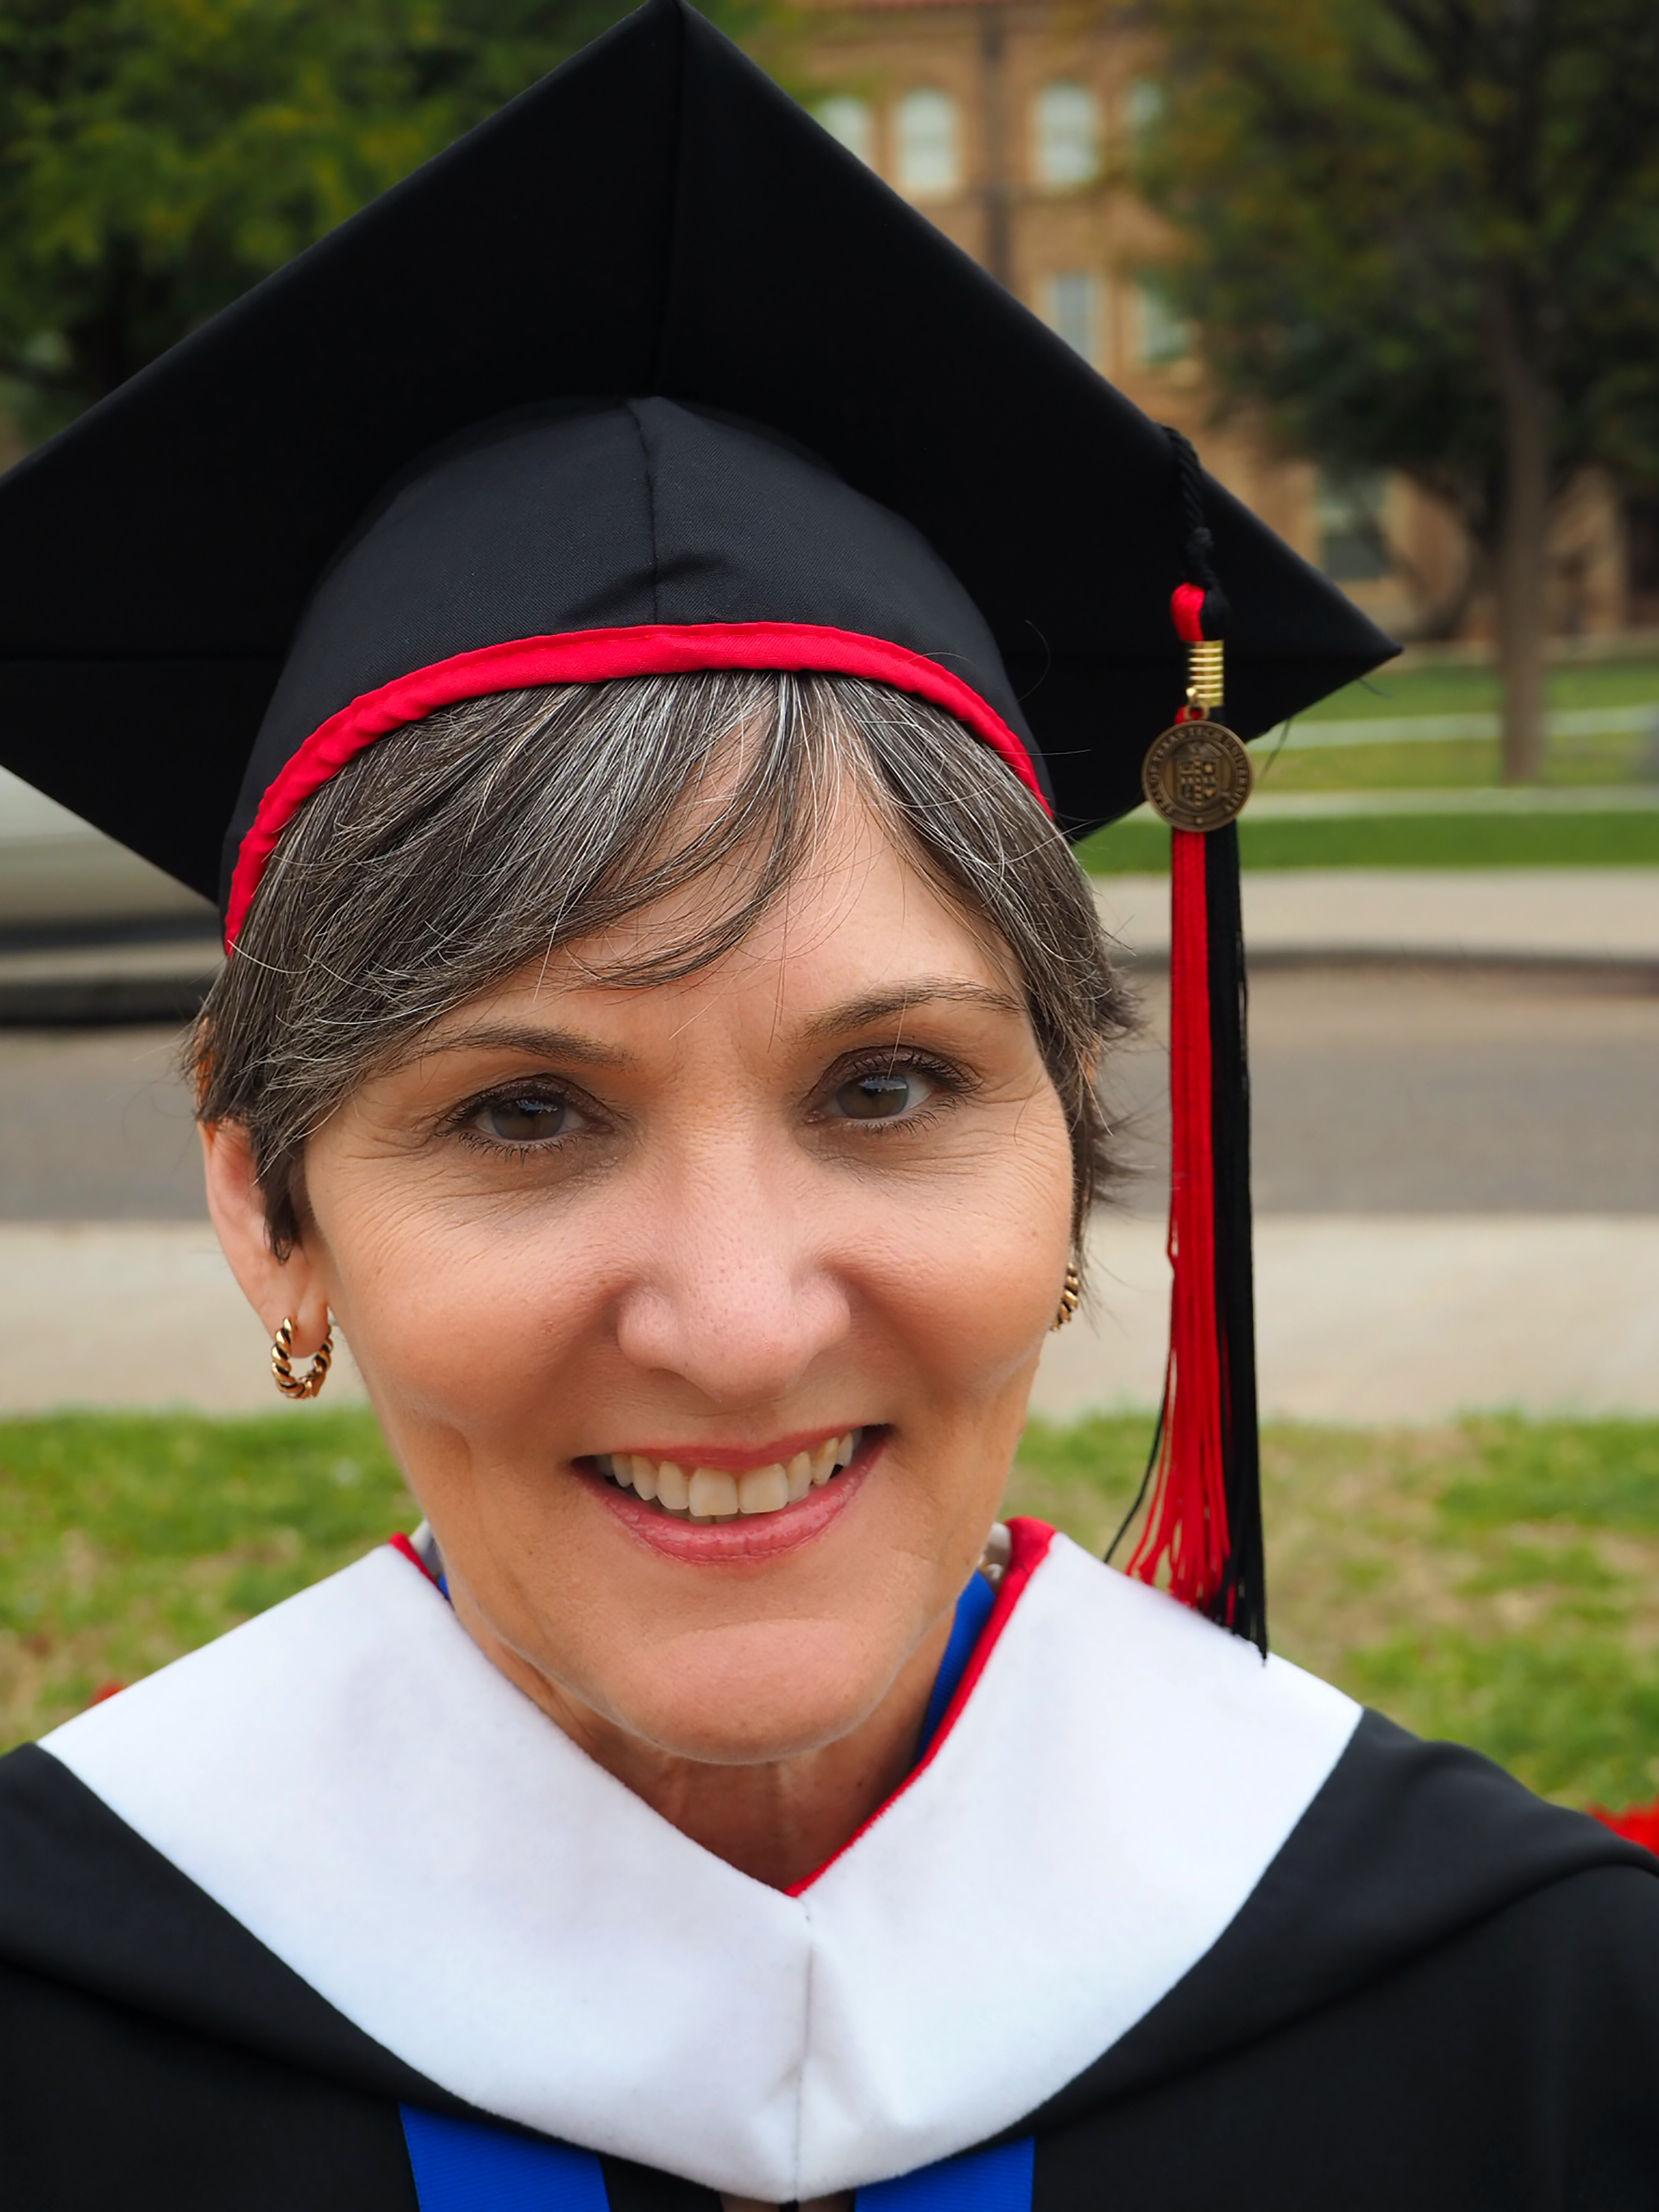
441, 788, 1020, 1039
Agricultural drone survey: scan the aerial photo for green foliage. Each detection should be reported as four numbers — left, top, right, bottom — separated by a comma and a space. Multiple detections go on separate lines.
0, 0, 764, 432
1137, 0, 1659, 547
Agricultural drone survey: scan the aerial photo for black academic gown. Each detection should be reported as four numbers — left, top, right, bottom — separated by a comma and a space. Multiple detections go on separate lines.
2, 1519, 1656, 2210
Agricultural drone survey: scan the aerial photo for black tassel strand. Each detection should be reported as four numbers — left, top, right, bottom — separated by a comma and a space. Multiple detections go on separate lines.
1204, 822, 1266, 1654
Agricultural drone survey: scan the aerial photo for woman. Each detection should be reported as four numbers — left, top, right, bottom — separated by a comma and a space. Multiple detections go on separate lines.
0, 5, 1656, 2207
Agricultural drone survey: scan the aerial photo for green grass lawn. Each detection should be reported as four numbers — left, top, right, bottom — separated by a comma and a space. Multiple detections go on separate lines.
1261, 730, 1655, 793
0, 1410, 414, 1746
1074, 650, 1659, 845
1080, 808, 1659, 872
3, 1407, 1657, 1814
1315, 653, 1659, 722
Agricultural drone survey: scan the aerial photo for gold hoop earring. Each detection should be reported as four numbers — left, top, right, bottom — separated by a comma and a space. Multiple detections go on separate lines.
1051, 1264, 1082, 1332
272, 1316, 334, 1400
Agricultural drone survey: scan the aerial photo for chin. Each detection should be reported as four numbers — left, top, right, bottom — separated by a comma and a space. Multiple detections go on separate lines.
605, 1636, 897, 1769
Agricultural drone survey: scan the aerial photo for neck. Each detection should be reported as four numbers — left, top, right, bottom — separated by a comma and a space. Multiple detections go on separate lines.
458, 1604, 954, 1891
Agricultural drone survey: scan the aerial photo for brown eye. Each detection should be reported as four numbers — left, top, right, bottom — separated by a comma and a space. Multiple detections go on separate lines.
830, 1068, 934, 1121
477, 1093, 576, 1144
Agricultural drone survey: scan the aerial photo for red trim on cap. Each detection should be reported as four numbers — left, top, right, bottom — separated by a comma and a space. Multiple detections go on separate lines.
786, 1515, 1057, 1897
223, 622, 1050, 948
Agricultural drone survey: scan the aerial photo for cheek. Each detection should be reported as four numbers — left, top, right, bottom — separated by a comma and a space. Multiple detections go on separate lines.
309, 1187, 605, 1467
879, 1123, 1077, 1397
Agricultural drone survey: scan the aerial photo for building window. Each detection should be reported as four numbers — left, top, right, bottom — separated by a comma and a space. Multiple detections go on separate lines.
895, 88, 961, 197
1041, 271, 1101, 365
1316, 469, 1391, 580
1134, 281, 1191, 366
1033, 82, 1099, 186
815, 95, 875, 169
1124, 77, 1165, 145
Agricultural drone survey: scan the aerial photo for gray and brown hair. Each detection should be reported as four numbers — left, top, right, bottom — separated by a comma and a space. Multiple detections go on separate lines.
191, 672, 1133, 1253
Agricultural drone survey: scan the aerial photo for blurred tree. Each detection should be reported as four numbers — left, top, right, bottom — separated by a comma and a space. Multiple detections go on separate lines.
0, 0, 764, 443
1134, 0, 1659, 781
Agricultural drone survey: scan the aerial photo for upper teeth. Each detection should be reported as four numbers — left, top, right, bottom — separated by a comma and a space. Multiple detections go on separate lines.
594, 1430, 861, 1521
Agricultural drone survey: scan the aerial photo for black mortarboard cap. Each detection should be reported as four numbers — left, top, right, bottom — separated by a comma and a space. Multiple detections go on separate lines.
0, 0, 1391, 919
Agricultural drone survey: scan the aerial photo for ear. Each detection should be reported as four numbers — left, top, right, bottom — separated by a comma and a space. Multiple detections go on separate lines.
201, 1121, 331, 1356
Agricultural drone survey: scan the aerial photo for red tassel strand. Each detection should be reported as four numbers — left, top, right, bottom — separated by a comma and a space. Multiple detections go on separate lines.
1128, 824, 1232, 1612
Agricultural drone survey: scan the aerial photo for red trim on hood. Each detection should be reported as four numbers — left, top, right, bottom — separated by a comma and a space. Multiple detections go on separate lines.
223, 622, 1049, 947
786, 1516, 1057, 1897
388, 1531, 441, 1587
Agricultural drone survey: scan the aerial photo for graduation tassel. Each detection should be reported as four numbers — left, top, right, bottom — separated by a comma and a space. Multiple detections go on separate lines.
1117, 430, 1267, 1654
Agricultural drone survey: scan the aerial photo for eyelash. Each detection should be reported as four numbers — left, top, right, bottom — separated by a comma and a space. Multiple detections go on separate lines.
814, 1047, 973, 1134
445, 1082, 597, 1162
443, 1046, 975, 1163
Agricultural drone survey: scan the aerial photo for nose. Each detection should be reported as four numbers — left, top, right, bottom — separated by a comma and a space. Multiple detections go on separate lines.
612, 1135, 852, 1409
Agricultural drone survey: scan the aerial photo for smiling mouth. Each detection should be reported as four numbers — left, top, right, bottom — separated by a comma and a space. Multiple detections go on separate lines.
590, 1429, 866, 1523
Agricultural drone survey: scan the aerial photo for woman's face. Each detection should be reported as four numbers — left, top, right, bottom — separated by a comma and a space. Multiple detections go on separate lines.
269, 796, 1074, 1770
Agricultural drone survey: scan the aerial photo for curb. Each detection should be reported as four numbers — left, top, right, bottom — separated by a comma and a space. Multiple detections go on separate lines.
0, 936, 222, 1026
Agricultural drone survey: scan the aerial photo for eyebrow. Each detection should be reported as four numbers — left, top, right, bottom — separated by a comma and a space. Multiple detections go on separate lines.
395, 1022, 636, 1072
798, 979, 1025, 1041
398, 982, 1022, 1073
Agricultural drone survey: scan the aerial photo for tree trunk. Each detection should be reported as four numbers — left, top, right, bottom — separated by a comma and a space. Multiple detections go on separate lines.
1487, 287, 1551, 783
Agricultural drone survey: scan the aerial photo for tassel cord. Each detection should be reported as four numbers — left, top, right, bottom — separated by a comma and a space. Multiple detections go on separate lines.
1164, 426, 1230, 642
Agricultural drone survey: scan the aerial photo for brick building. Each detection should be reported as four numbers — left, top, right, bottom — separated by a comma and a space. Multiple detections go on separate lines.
795, 0, 1642, 643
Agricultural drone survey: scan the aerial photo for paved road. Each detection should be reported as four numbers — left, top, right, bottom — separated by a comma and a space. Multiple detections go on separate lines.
2, 958, 1657, 1221
0, 1024, 204, 1219
1109, 959, 1659, 1216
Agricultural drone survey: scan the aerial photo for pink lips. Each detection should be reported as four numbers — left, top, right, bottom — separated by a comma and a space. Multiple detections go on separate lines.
580, 1432, 880, 1563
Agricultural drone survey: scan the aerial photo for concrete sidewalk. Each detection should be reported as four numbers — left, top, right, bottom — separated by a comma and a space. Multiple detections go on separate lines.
1041, 1214, 1659, 1424
1095, 867, 1659, 968
3, 1215, 1654, 1424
